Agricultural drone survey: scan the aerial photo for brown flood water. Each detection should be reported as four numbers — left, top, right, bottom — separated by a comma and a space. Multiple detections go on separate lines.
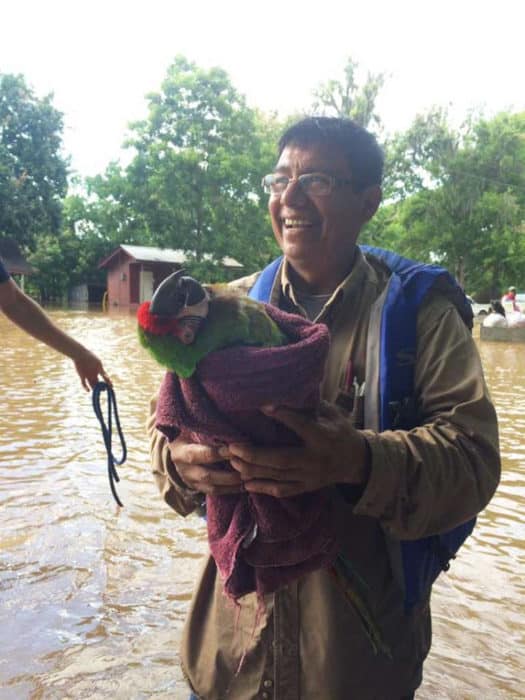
0, 310, 523, 699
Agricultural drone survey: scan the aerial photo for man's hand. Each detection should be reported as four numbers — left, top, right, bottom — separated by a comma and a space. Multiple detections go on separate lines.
73, 347, 111, 391
227, 401, 371, 498
168, 438, 243, 496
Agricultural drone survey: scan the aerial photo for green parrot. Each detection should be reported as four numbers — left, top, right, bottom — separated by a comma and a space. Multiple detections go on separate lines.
137, 270, 287, 377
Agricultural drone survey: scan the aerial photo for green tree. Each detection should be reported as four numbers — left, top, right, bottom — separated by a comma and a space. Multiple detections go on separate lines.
367, 111, 525, 298
382, 107, 458, 200
26, 194, 115, 301
87, 57, 281, 281
27, 231, 79, 302
0, 74, 68, 249
311, 57, 385, 130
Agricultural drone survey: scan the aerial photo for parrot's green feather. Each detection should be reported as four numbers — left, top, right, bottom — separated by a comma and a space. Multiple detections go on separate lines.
139, 294, 287, 377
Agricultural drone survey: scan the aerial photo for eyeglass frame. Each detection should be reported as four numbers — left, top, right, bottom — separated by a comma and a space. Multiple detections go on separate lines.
261, 171, 357, 197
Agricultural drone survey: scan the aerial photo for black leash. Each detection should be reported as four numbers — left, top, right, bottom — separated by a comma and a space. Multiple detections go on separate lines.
92, 381, 127, 507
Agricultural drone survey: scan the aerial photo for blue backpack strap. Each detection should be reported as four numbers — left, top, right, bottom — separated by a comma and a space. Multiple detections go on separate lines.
248, 256, 283, 303
399, 518, 476, 610
361, 245, 473, 431
361, 245, 476, 611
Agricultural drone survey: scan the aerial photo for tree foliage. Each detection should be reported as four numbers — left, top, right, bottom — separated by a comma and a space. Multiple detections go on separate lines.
85, 57, 280, 281
382, 107, 458, 200
0, 73, 68, 249
365, 111, 525, 298
311, 57, 385, 131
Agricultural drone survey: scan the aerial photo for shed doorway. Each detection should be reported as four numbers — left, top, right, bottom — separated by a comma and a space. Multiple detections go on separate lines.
140, 270, 154, 302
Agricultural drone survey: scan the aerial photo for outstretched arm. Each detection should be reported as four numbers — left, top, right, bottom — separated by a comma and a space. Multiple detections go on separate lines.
0, 278, 110, 390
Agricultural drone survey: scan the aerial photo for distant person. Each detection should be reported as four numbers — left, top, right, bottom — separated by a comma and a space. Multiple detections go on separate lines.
0, 256, 110, 390
483, 300, 508, 328
500, 287, 525, 327
501, 286, 521, 313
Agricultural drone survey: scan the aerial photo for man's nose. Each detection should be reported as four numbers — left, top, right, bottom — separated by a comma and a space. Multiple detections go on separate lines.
280, 178, 308, 206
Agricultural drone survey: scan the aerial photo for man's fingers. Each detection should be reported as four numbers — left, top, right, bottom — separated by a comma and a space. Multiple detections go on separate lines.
230, 456, 297, 481
169, 440, 227, 465
177, 463, 243, 494
188, 464, 241, 487
228, 443, 306, 471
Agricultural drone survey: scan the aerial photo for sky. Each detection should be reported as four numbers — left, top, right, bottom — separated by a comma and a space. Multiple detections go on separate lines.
2, 0, 524, 180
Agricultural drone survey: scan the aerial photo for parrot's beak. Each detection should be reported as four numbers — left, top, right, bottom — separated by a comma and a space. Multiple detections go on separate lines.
150, 270, 207, 318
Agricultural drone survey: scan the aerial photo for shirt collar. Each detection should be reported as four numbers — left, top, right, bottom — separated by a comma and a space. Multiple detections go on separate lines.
279, 247, 381, 319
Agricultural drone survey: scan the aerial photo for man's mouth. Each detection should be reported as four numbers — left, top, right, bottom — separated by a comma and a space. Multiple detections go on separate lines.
283, 218, 313, 229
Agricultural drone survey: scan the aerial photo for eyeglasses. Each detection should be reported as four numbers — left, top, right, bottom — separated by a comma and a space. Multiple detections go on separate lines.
261, 172, 354, 197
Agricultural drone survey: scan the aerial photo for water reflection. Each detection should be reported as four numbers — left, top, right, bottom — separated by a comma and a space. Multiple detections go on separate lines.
0, 312, 523, 698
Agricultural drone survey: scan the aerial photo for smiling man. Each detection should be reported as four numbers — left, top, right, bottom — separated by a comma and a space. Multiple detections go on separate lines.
265, 132, 381, 295
149, 117, 500, 700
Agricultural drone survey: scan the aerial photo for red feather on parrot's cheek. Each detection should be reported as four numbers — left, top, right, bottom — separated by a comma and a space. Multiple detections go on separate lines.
137, 301, 181, 336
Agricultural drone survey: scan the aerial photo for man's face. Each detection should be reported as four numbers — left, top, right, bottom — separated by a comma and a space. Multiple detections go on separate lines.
268, 141, 380, 277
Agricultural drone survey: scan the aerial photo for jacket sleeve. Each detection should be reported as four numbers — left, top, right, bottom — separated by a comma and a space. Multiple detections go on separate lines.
147, 396, 205, 516
353, 295, 500, 539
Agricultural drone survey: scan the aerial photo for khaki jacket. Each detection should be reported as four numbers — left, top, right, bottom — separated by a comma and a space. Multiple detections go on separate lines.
148, 249, 500, 700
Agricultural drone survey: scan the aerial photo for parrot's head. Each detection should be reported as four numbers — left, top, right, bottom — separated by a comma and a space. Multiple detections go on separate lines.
148, 269, 209, 345
137, 270, 211, 377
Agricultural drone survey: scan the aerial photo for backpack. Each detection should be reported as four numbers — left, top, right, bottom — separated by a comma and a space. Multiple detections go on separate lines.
249, 246, 476, 611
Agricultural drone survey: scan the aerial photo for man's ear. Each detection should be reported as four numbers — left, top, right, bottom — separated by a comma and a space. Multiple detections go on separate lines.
361, 185, 382, 222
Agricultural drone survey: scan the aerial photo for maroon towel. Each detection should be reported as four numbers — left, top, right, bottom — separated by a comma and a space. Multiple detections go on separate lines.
156, 304, 338, 600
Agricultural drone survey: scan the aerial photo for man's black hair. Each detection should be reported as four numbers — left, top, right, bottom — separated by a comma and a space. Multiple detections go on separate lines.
278, 116, 384, 191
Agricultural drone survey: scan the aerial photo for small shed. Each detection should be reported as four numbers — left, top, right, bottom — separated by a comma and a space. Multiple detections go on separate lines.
98, 244, 242, 310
